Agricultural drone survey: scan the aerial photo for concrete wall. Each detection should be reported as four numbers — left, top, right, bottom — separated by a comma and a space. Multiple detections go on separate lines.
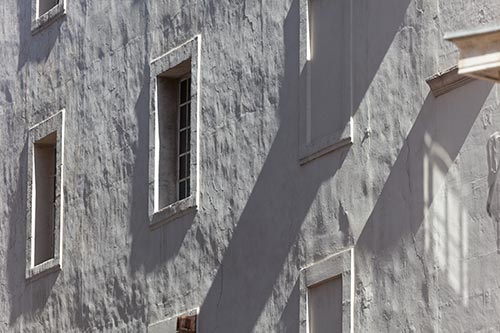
1, 0, 500, 331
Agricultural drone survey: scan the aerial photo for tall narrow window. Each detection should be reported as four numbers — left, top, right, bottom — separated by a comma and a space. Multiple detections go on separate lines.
178, 77, 191, 200
298, 0, 353, 164
149, 36, 200, 227
155, 60, 191, 209
26, 110, 64, 280
34, 132, 57, 265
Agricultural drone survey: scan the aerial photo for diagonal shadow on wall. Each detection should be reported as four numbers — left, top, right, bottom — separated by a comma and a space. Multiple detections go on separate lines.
16, 0, 65, 71
123, 0, 412, 331
7, 139, 60, 326
196, 0, 412, 331
356, 80, 493, 330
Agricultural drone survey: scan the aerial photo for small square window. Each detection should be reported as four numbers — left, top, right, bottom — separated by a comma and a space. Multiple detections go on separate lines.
148, 309, 198, 332
149, 36, 201, 228
26, 110, 65, 280
31, 0, 66, 34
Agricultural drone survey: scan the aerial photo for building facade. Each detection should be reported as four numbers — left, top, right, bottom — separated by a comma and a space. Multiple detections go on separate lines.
2, 0, 500, 331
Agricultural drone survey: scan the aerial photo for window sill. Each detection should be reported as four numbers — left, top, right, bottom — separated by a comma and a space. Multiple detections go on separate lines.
299, 121, 352, 165
149, 195, 197, 229
26, 258, 61, 282
31, 2, 66, 35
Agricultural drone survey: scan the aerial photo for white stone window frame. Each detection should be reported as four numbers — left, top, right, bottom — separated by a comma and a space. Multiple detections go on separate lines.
300, 248, 354, 333
298, 0, 353, 165
149, 35, 201, 228
31, 0, 66, 35
26, 109, 65, 281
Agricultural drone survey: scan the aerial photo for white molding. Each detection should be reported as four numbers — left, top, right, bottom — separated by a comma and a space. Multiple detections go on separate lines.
300, 248, 354, 333
445, 25, 500, 83
26, 109, 65, 281
149, 36, 201, 228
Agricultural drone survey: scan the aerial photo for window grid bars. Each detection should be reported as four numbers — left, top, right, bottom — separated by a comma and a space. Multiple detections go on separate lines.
178, 77, 191, 200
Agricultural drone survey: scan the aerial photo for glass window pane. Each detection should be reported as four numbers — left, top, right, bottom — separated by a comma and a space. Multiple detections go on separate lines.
179, 155, 187, 179
186, 153, 191, 177
179, 130, 187, 154
179, 180, 186, 200
180, 105, 188, 128
180, 80, 188, 104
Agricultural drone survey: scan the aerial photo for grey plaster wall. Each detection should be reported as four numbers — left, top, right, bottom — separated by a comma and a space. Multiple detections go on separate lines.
1, 0, 500, 332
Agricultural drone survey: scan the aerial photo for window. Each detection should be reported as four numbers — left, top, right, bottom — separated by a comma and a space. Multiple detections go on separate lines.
176, 314, 197, 332
26, 110, 65, 280
300, 248, 353, 333
38, 0, 59, 17
155, 62, 192, 208
148, 308, 198, 332
31, 0, 66, 34
149, 36, 201, 228
308, 276, 343, 333
33, 132, 57, 266
298, 0, 353, 164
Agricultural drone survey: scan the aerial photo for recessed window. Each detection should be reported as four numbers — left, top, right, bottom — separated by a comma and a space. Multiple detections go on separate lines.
300, 248, 353, 332
38, 0, 59, 17
176, 314, 197, 332
148, 309, 198, 332
156, 60, 192, 208
31, 0, 66, 34
33, 132, 57, 266
26, 110, 64, 280
298, 0, 353, 164
149, 36, 201, 227
308, 276, 343, 333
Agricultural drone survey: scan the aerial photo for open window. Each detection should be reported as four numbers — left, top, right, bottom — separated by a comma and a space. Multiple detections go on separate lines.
31, 0, 66, 34
26, 110, 65, 280
149, 36, 201, 228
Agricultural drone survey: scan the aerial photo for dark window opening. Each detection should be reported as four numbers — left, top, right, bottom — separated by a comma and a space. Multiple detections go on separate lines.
39, 0, 59, 17
34, 131, 57, 266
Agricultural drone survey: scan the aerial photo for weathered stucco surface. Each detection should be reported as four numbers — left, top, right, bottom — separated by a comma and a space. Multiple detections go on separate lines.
2, 0, 500, 331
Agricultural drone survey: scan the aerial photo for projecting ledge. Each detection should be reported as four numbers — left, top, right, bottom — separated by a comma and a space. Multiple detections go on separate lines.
445, 25, 500, 83
426, 65, 475, 97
